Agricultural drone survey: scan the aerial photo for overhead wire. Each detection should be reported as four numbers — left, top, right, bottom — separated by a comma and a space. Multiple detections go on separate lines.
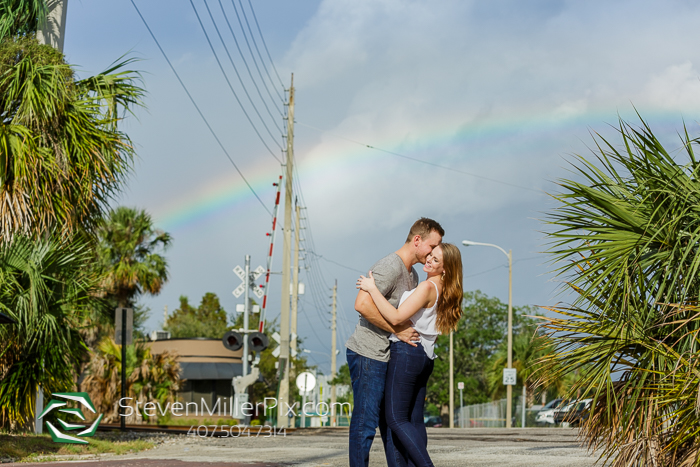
297, 121, 545, 193
305, 266, 332, 326
190, 0, 283, 161
288, 165, 334, 329
304, 259, 333, 327
299, 300, 328, 346
336, 299, 353, 350
216, 0, 284, 125
463, 255, 540, 278
236, 0, 286, 103
307, 250, 364, 274
293, 203, 333, 335
129, 0, 271, 216
231, 0, 286, 107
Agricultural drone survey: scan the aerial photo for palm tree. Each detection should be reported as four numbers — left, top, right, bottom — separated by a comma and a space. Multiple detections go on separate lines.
96, 207, 171, 309
81, 336, 181, 424
0, 0, 47, 40
538, 116, 700, 466
0, 233, 100, 430
0, 35, 144, 241
486, 328, 554, 407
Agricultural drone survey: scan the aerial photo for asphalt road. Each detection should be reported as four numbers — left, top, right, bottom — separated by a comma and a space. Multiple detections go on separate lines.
12, 427, 599, 467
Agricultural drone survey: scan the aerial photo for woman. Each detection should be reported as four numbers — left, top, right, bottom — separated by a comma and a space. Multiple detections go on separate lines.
357, 243, 463, 467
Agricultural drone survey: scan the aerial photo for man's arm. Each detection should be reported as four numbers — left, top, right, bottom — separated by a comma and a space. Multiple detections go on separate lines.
355, 291, 419, 345
355, 290, 394, 333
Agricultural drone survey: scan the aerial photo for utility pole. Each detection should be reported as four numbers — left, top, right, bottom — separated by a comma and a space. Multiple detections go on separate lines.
277, 74, 294, 428
330, 281, 337, 426
288, 202, 300, 429
449, 331, 454, 428
507, 249, 513, 428
243, 255, 251, 377
37, 0, 69, 52
291, 201, 301, 360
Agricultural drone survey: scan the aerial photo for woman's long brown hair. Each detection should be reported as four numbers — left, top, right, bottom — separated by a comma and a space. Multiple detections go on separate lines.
435, 243, 463, 335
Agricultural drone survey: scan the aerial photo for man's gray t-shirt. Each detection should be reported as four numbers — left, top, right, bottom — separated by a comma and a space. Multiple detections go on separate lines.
345, 253, 419, 362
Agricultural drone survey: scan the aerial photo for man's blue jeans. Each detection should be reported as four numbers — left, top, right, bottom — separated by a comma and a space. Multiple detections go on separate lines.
348, 348, 397, 467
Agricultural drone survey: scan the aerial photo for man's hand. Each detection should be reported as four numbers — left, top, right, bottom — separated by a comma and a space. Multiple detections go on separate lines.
394, 326, 420, 347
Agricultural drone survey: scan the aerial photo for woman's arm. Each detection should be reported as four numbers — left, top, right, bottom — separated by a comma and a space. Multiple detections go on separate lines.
356, 272, 433, 326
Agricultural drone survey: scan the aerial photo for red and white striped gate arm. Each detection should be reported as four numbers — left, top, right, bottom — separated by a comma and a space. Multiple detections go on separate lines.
259, 174, 283, 332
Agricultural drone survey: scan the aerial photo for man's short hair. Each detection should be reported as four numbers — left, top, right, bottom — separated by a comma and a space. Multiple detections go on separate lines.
405, 217, 444, 243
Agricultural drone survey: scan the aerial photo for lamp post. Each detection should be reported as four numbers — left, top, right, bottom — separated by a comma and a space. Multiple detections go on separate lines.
461, 240, 513, 428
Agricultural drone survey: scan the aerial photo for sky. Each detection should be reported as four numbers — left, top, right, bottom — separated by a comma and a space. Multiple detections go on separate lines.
62, 0, 700, 373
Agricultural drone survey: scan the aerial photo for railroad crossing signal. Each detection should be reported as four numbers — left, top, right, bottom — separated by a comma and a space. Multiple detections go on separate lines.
233, 265, 266, 298
271, 331, 297, 358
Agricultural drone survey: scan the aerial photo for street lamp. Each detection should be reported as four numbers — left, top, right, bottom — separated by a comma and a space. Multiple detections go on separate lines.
462, 240, 514, 429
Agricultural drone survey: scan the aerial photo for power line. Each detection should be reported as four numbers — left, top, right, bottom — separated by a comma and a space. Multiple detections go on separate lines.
464, 255, 540, 278
237, 0, 286, 102
230, 0, 284, 108
129, 0, 271, 216
297, 122, 545, 193
299, 300, 328, 347
190, 0, 283, 161
336, 298, 353, 349
307, 250, 364, 274
216, 0, 284, 123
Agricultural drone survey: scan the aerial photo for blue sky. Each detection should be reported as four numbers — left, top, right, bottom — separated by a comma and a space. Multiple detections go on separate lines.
63, 0, 700, 373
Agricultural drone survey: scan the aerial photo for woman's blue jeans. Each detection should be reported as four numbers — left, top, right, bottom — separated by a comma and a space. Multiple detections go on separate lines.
385, 340, 435, 467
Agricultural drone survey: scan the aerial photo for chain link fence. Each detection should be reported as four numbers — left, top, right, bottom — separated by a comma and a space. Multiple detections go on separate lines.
456, 396, 546, 428
455, 398, 507, 428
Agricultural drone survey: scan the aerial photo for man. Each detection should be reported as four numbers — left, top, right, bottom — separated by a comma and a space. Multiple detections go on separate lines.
345, 217, 444, 467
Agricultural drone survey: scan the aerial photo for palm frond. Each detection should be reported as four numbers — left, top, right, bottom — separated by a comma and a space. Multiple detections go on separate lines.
537, 116, 700, 466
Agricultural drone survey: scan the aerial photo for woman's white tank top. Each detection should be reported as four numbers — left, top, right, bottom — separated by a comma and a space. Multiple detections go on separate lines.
389, 281, 439, 359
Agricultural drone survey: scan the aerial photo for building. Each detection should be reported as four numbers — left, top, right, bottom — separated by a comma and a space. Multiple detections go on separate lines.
146, 337, 242, 410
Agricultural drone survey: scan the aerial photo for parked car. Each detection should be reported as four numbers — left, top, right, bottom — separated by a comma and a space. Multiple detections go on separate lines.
535, 398, 567, 426
424, 416, 443, 427
553, 399, 592, 427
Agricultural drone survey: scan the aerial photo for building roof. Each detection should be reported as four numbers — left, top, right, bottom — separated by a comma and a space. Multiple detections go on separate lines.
146, 338, 242, 380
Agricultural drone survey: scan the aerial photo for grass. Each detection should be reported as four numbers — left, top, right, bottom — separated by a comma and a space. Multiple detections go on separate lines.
155, 416, 240, 426
0, 432, 155, 462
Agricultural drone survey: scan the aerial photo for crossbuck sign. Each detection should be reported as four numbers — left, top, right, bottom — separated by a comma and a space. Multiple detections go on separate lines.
232, 265, 265, 299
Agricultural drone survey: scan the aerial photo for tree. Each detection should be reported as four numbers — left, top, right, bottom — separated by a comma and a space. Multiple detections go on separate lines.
538, 117, 700, 466
426, 290, 537, 409
0, 36, 144, 241
485, 325, 554, 404
96, 207, 170, 309
164, 293, 228, 339
330, 363, 353, 405
0, 233, 100, 430
227, 312, 314, 424
329, 363, 350, 386
0, 0, 46, 40
81, 336, 181, 424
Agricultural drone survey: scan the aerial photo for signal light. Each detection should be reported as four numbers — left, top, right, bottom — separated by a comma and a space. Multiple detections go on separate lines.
248, 332, 269, 352
222, 330, 243, 351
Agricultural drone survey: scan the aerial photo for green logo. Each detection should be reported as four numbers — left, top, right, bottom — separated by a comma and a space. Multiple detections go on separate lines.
38, 392, 103, 444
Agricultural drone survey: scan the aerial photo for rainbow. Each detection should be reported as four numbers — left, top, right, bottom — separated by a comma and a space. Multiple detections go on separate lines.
153, 157, 283, 232
152, 106, 694, 232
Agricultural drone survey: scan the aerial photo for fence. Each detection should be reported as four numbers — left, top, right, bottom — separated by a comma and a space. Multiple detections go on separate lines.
456, 398, 507, 428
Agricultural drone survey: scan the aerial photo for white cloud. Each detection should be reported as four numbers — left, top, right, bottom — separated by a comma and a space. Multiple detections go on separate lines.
64, 0, 700, 361
643, 61, 700, 111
